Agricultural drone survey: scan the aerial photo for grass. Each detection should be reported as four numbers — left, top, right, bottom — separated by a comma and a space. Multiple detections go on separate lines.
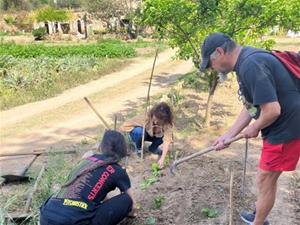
0, 57, 128, 110
0, 145, 89, 225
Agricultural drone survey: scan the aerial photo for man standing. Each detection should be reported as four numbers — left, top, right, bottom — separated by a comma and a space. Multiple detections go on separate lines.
199, 32, 300, 225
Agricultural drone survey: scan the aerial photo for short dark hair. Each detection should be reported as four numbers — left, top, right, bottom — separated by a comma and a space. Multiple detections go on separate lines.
220, 39, 237, 53
149, 102, 173, 126
100, 130, 127, 160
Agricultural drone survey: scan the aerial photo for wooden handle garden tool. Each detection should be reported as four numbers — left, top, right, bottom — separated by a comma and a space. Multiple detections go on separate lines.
170, 134, 244, 175
84, 97, 110, 129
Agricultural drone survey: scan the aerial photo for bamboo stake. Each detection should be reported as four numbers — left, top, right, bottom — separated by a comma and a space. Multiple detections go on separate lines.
140, 47, 160, 160
24, 164, 46, 213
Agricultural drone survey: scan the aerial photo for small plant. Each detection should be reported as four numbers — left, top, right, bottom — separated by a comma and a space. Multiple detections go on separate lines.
163, 153, 172, 167
139, 176, 158, 190
201, 207, 219, 218
153, 195, 165, 209
146, 216, 156, 225
32, 27, 47, 40
135, 202, 141, 210
151, 162, 161, 177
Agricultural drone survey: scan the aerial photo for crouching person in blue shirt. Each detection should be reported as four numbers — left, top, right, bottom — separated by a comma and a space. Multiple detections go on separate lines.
40, 130, 136, 225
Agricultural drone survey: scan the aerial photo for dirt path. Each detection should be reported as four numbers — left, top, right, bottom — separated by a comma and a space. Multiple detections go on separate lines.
0, 49, 194, 155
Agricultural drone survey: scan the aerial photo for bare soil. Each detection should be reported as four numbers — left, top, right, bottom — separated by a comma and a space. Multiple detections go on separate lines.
118, 83, 300, 225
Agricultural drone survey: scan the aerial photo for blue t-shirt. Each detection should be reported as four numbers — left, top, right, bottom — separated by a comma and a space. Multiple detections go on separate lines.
234, 46, 300, 144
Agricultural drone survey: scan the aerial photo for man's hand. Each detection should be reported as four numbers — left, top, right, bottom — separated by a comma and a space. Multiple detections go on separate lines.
213, 134, 234, 151
242, 124, 260, 138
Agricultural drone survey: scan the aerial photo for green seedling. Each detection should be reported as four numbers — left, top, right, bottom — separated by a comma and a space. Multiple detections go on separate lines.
139, 176, 158, 190
146, 216, 156, 225
135, 202, 141, 210
151, 163, 161, 177
201, 207, 219, 218
153, 195, 165, 209
163, 154, 172, 167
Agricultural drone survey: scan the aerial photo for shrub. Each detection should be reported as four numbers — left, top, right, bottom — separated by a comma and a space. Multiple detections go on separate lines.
4, 16, 16, 25
32, 27, 47, 40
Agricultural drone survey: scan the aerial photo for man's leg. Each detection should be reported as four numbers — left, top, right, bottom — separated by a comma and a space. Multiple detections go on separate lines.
253, 169, 282, 225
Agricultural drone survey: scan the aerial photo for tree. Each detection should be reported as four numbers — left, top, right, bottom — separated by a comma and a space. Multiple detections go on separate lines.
140, 0, 300, 127
0, 0, 82, 11
34, 6, 70, 22
82, 0, 141, 37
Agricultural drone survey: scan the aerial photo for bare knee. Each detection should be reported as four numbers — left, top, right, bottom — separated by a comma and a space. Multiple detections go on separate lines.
256, 170, 281, 190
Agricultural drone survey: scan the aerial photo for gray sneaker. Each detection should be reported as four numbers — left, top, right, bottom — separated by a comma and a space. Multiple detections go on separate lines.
240, 211, 270, 225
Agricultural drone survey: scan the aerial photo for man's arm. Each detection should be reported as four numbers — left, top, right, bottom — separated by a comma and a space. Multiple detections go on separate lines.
243, 101, 281, 138
214, 107, 252, 150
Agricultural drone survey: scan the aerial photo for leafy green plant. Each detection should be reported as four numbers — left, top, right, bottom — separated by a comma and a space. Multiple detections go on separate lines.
4, 16, 16, 25
146, 216, 156, 225
151, 162, 161, 177
201, 207, 219, 218
32, 27, 47, 40
163, 153, 174, 167
139, 176, 158, 190
153, 195, 165, 209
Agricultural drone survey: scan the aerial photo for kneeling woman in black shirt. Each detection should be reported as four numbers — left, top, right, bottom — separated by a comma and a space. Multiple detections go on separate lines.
40, 130, 135, 225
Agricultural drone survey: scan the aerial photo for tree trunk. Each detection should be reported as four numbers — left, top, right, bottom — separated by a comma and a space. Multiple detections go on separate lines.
204, 72, 219, 127
83, 14, 88, 39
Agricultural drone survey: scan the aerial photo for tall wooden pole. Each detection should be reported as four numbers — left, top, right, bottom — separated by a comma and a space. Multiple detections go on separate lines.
140, 47, 160, 160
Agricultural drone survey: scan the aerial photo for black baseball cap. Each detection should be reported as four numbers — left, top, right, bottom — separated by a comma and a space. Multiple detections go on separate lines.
199, 32, 231, 72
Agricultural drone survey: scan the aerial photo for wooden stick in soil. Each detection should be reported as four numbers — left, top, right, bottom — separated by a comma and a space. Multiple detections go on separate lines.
5, 164, 46, 221
84, 97, 110, 129
24, 164, 46, 213
229, 170, 234, 225
140, 47, 159, 160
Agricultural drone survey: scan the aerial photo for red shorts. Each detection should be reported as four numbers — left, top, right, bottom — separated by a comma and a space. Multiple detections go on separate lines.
259, 139, 300, 171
